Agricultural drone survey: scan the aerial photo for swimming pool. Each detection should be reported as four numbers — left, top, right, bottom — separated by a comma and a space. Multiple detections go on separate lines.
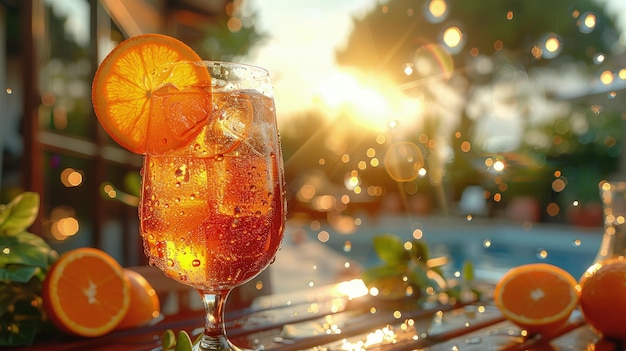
316, 215, 602, 283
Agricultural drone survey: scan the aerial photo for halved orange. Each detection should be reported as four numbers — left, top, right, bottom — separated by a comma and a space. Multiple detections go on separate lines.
116, 269, 161, 330
579, 258, 626, 341
493, 263, 579, 335
92, 33, 211, 154
42, 248, 131, 337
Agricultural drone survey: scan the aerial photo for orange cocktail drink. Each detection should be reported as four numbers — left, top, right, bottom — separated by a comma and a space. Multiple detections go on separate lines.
92, 34, 285, 350
140, 81, 284, 290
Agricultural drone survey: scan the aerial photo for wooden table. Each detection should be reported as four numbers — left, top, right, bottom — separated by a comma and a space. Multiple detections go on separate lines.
26, 278, 616, 351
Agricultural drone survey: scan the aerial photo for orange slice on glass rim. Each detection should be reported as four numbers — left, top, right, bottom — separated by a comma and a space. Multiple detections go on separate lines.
42, 248, 131, 337
493, 263, 579, 335
92, 33, 211, 154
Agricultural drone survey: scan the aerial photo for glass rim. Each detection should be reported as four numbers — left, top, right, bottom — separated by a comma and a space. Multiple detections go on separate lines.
195, 60, 270, 74
152, 60, 274, 96
164, 60, 271, 80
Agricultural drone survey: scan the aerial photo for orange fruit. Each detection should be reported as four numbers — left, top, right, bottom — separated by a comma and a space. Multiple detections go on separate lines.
42, 248, 131, 337
116, 269, 161, 329
92, 33, 211, 154
493, 263, 579, 335
579, 258, 626, 341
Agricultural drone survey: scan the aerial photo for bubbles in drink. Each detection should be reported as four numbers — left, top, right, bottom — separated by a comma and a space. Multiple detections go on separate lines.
141, 87, 284, 289
216, 154, 274, 216
175, 164, 190, 182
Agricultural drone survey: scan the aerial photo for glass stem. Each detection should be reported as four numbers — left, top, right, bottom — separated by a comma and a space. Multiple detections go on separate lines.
196, 289, 237, 351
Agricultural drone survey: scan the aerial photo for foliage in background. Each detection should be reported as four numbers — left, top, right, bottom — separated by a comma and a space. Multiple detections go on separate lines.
0, 192, 58, 346
330, 0, 622, 217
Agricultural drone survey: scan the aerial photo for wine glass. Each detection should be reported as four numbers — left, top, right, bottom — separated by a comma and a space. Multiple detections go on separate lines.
138, 61, 285, 351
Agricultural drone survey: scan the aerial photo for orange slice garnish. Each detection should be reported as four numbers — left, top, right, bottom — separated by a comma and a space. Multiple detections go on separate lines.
42, 248, 131, 337
92, 34, 211, 154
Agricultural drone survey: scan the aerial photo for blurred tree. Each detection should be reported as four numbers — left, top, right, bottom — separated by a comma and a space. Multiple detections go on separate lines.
333, 0, 623, 220
193, 6, 266, 61
337, 0, 618, 81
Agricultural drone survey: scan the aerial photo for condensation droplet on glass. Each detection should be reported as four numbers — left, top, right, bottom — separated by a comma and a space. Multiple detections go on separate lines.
537, 248, 548, 259
167, 259, 174, 267
6, 88, 12, 94
572, 239, 582, 247
483, 239, 492, 248
608, 91, 617, 99
192, 259, 201, 267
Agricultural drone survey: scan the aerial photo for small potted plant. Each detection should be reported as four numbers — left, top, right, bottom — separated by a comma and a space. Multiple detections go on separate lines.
0, 192, 58, 346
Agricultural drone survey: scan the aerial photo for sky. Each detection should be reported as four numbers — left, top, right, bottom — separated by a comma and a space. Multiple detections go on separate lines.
242, 0, 379, 117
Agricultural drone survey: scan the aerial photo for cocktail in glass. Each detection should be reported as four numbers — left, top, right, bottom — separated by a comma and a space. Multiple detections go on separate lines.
139, 61, 285, 351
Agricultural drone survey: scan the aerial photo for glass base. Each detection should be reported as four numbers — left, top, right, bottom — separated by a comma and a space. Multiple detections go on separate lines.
192, 336, 265, 351
193, 335, 241, 351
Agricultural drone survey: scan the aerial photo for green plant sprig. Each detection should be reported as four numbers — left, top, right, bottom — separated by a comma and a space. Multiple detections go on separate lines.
161, 329, 200, 351
0, 192, 58, 346
361, 233, 480, 304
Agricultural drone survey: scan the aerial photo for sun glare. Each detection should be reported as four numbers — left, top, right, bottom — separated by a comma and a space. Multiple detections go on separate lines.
316, 71, 421, 132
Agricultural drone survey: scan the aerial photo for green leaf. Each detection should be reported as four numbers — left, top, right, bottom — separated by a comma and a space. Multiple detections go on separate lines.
0, 322, 39, 346
0, 193, 39, 236
124, 171, 141, 197
0, 233, 55, 269
0, 266, 39, 283
175, 330, 193, 351
462, 261, 475, 282
0, 284, 19, 316
406, 264, 431, 289
372, 234, 408, 265
408, 240, 431, 262
361, 265, 404, 285
161, 329, 176, 350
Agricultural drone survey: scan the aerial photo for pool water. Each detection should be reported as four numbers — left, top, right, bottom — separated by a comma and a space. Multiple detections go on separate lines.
317, 215, 603, 283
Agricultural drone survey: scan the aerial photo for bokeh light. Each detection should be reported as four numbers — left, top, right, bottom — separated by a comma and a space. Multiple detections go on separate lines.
384, 142, 425, 182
